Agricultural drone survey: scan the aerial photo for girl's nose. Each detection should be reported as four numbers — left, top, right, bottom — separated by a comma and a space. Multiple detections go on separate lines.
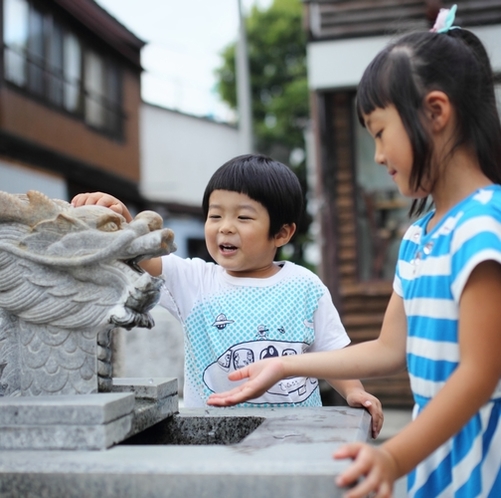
374, 145, 386, 166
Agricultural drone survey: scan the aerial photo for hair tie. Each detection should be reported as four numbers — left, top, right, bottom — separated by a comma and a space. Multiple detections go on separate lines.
430, 4, 460, 33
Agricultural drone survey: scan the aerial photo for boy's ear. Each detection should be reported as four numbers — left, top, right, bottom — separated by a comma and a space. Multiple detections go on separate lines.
423, 90, 452, 133
274, 223, 296, 247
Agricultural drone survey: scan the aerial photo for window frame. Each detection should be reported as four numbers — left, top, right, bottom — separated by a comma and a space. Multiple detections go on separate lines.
2, 0, 125, 140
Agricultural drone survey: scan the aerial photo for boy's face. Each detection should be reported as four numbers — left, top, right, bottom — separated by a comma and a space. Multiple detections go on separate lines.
205, 190, 283, 278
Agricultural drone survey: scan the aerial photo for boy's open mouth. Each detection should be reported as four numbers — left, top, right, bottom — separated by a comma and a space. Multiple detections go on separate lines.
220, 244, 237, 253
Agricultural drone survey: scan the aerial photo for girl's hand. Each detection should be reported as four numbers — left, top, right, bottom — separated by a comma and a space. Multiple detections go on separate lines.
71, 192, 132, 222
207, 358, 285, 406
345, 389, 384, 439
334, 443, 399, 498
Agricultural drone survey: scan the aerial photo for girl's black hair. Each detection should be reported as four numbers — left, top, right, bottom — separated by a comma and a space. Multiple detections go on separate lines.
356, 27, 501, 216
202, 154, 303, 237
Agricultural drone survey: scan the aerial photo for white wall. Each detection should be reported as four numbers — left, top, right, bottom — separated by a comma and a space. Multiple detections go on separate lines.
140, 104, 247, 206
0, 160, 67, 200
307, 24, 501, 91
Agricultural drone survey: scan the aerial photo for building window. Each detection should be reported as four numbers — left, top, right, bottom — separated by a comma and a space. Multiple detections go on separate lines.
63, 32, 82, 113
3, 0, 123, 138
4, 0, 28, 87
84, 50, 106, 128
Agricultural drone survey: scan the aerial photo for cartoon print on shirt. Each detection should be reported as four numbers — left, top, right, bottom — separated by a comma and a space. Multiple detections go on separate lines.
303, 319, 314, 329
256, 324, 269, 339
217, 350, 232, 371
259, 345, 279, 360
212, 313, 234, 330
203, 340, 318, 404
233, 348, 254, 369
278, 326, 286, 334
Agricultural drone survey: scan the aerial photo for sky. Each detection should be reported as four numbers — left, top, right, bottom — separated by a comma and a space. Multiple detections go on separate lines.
95, 0, 272, 122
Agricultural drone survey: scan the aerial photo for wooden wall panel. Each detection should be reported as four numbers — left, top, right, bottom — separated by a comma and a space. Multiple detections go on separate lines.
316, 90, 414, 408
305, 0, 501, 40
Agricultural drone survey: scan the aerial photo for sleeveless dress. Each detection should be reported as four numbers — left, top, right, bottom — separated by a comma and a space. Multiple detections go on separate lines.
394, 186, 501, 497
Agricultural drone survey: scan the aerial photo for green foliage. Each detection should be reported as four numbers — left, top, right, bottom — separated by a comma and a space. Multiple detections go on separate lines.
215, 0, 312, 265
217, 0, 307, 156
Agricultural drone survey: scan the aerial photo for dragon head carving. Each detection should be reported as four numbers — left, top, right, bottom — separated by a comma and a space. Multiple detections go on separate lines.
0, 190, 176, 396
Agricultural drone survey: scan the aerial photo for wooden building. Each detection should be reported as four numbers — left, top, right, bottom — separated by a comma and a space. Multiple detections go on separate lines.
303, 0, 501, 407
0, 0, 145, 206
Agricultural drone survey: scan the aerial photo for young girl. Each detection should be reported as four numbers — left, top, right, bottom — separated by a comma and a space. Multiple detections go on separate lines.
208, 6, 501, 497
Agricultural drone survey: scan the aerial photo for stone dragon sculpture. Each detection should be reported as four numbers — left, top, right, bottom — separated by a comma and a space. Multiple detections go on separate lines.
0, 191, 176, 396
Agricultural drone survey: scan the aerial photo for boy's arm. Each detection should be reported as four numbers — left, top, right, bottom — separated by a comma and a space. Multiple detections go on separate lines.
71, 192, 163, 276
326, 378, 384, 439
137, 257, 162, 277
72, 192, 133, 221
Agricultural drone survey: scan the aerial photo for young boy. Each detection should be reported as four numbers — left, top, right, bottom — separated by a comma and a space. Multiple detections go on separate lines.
72, 154, 383, 436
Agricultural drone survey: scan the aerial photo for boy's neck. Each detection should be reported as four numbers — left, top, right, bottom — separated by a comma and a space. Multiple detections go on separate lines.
225, 261, 283, 279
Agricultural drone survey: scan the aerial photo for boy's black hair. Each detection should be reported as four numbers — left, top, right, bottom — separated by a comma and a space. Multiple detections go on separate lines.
202, 154, 303, 237
356, 28, 501, 216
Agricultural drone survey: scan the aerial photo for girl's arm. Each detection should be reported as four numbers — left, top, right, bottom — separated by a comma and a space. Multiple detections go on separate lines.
207, 291, 408, 405
71, 192, 162, 276
335, 259, 501, 498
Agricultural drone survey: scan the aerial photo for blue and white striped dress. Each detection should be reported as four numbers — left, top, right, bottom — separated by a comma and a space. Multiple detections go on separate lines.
394, 185, 501, 497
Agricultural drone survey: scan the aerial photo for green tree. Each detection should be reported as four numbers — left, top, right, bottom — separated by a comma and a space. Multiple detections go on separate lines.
216, 0, 312, 266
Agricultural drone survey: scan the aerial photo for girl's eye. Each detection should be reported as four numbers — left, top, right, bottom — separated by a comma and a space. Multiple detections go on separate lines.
375, 130, 383, 139
208, 214, 221, 219
238, 216, 252, 220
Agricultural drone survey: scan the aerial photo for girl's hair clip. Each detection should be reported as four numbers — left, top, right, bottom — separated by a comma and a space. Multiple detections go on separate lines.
430, 4, 460, 33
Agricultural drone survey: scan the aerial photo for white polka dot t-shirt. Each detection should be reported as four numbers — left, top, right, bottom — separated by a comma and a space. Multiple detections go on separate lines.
158, 255, 350, 407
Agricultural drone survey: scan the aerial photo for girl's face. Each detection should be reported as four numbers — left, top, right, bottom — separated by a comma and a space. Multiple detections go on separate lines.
364, 105, 428, 199
205, 189, 285, 278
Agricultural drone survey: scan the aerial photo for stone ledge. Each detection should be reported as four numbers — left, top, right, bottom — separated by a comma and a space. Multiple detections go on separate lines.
0, 378, 179, 450
0, 393, 134, 426
0, 406, 371, 497
0, 393, 134, 450
112, 377, 178, 401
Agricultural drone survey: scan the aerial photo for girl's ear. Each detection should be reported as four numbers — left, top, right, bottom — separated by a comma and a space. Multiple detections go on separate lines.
274, 223, 296, 247
423, 90, 452, 133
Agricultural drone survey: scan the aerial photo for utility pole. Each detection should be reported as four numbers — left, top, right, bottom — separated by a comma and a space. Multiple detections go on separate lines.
236, 0, 254, 153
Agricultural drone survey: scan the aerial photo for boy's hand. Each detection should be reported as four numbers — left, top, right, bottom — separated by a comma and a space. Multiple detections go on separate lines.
345, 389, 384, 439
207, 358, 284, 406
71, 192, 132, 222
333, 443, 399, 498
72, 191, 164, 277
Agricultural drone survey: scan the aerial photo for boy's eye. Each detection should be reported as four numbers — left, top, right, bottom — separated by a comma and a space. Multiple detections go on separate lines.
208, 214, 221, 219
238, 216, 252, 220
375, 130, 383, 139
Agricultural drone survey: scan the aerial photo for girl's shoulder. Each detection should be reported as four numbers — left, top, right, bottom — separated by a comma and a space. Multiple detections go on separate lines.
457, 185, 501, 222
406, 185, 501, 236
